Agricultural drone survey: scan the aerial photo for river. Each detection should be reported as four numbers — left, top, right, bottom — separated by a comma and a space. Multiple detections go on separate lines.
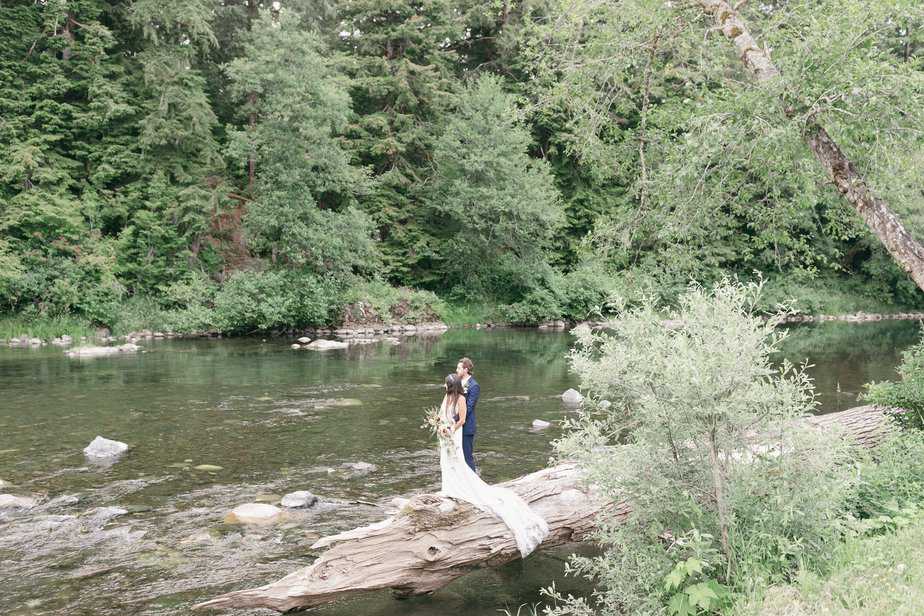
0, 321, 918, 615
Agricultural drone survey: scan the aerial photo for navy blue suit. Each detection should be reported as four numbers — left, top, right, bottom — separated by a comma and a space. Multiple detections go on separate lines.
462, 377, 479, 472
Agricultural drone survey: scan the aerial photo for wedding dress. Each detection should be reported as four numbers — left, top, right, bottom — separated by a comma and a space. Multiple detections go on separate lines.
438, 398, 550, 557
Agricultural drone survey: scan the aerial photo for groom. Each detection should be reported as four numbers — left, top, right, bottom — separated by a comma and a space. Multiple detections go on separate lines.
456, 357, 480, 473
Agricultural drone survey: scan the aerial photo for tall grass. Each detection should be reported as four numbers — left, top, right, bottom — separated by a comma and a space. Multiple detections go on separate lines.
0, 315, 98, 340
442, 301, 498, 326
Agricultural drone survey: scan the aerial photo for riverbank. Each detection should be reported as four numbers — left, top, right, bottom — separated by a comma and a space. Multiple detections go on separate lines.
5, 310, 924, 347
739, 514, 924, 615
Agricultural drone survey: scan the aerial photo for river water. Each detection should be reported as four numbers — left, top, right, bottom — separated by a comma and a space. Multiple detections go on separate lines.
0, 321, 919, 615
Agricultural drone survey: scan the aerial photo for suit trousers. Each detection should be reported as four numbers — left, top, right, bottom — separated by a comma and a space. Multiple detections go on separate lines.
462, 434, 476, 472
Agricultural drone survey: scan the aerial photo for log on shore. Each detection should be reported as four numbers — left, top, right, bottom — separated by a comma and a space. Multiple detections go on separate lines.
195, 405, 896, 612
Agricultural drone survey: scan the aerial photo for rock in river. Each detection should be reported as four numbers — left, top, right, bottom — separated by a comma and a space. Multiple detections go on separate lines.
193, 464, 223, 472
342, 462, 377, 474
281, 491, 319, 509
83, 436, 129, 459
66, 343, 141, 358
306, 339, 349, 351
531, 419, 551, 429
561, 388, 584, 406
224, 503, 283, 525
0, 494, 37, 510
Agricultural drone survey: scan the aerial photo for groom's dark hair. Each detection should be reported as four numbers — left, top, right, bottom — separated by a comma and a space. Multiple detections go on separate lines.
459, 357, 474, 374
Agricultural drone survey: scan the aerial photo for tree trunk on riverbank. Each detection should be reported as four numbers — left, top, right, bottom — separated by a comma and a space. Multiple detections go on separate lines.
195, 404, 896, 613
696, 0, 924, 293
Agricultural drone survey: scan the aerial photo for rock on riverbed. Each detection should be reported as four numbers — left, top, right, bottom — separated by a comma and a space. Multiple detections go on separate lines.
66, 343, 141, 358
306, 339, 349, 351
281, 491, 319, 509
0, 494, 37, 510
224, 503, 283, 525
83, 436, 129, 459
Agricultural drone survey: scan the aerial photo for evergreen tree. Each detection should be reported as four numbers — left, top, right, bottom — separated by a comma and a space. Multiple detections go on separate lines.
334, 0, 464, 286
430, 73, 563, 297
225, 9, 375, 276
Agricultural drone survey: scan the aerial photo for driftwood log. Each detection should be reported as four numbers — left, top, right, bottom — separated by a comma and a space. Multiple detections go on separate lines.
195, 405, 896, 612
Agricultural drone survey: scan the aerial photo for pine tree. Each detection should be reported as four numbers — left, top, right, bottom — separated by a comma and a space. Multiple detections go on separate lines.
225, 9, 375, 276
431, 73, 563, 297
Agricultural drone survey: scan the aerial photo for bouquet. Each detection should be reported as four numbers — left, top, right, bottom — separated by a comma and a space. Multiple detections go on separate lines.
421, 406, 452, 440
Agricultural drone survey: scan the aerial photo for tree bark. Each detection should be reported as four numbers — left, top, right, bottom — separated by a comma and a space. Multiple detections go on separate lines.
697, 0, 924, 292
194, 405, 897, 613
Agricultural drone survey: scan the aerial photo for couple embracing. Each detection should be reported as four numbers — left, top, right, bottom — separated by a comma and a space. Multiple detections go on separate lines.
435, 357, 549, 558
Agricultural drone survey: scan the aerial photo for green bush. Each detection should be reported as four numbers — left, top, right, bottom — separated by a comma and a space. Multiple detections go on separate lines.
545, 281, 858, 616
500, 289, 563, 325
500, 264, 618, 325
864, 337, 924, 430
212, 269, 338, 332
736, 513, 924, 616
848, 430, 924, 521
338, 281, 446, 325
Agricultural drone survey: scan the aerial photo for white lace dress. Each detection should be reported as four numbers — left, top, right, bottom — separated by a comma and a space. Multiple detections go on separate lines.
438, 398, 549, 557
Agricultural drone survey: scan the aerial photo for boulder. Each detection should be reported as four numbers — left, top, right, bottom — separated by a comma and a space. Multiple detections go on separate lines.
561, 388, 584, 406
66, 343, 141, 358
224, 503, 283, 525
531, 419, 551, 429
290, 344, 301, 350
0, 494, 37, 510
297, 337, 312, 344
83, 436, 129, 459
306, 339, 349, 351
281, 491, 319, 509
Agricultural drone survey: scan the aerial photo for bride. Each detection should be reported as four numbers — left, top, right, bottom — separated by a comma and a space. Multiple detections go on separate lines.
437, 373, 549, 558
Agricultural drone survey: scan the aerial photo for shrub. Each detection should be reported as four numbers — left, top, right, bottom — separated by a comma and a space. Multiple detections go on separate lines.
545, 281, 858, 616
864, 336, 924, 430
338, 281, 446, 325
212, 269, 338, 332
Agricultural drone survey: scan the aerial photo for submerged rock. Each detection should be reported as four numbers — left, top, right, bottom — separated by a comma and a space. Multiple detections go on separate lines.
0, 494, 37, 510
306, 339, 349, 351
80, 506, 128, 529
193, 464, 223, 472
66, 343, 141, 358
44, 494, 80, 509
531, 419, 551, 429
224, 503, 283, 525
561, 388, 584, 406
83, 436, 129, 459
254, 493, 282, 504
281, 491, 319, 509
343, 462, 377, 474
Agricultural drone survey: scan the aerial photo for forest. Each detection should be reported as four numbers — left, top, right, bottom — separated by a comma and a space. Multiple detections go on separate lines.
1, 0, 922, 333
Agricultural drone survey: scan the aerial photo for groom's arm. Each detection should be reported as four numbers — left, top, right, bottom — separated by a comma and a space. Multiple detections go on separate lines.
467, 381, 480, 414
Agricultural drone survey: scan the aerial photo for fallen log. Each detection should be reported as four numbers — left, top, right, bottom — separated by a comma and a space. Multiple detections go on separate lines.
195, 404, 896, 612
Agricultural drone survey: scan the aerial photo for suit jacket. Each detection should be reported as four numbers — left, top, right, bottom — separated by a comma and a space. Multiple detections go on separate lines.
462, 376, 479, 435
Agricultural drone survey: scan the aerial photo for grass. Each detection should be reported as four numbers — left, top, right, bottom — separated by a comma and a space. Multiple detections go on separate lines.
0, 314, 98, 340
759, 275, 924, 316
737, 515, 924, 616
441, 301, 500, 326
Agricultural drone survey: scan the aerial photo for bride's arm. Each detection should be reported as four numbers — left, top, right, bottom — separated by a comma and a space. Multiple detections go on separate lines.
452, 398, 466, 433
